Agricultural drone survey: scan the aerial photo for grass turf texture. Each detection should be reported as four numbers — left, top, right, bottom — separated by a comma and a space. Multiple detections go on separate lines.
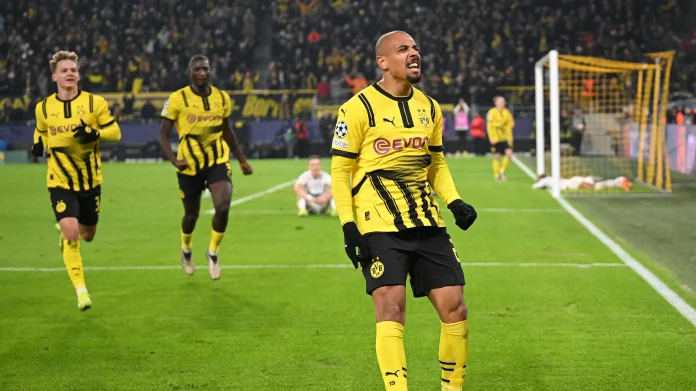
1, 158, 695, 390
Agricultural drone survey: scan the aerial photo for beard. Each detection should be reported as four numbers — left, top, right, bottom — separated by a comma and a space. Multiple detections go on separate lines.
407, 74, 422, 84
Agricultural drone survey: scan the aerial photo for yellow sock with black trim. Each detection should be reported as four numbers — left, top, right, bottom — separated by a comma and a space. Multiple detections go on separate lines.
181, 230, 193, 252
62, 239, 86, 293
501, 156, 510, 173
492, 160, 501, 177
376, 321, 408, 391
439, 320, 468, 391
208, 229, 225, 255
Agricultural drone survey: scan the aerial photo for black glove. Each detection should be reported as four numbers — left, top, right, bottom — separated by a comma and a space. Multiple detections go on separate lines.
448, 199, 477, 231
72, 119, 100, 143
342, 222, 371, 268
31, 138, 44, 157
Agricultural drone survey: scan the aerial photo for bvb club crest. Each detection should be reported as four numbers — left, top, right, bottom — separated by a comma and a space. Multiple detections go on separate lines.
418, 109, 431, 128
56, 200, 67, 213
370, 257, 385, 278
76, 105, 86, 116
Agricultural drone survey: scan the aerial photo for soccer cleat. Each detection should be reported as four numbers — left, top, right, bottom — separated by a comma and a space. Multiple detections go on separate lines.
298, 208, 309, 217
207, 251, 221, 280
77, 291, 92, 311
181, 248, 195, 275
499, 172, 507, 181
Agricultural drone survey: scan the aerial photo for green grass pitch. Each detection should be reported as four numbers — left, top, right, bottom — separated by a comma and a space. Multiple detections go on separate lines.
1, 157, 695, 390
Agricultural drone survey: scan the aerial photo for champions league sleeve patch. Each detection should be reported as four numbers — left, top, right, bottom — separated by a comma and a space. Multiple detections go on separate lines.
334, 120, 348, 139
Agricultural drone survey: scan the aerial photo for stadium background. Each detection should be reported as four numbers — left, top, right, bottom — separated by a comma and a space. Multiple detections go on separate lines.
1, 0, 696, 170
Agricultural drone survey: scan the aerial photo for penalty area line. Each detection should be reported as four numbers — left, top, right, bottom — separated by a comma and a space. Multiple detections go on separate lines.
204, 179, 296, 215
0, 262, 627, 272
512, 155, 696, 328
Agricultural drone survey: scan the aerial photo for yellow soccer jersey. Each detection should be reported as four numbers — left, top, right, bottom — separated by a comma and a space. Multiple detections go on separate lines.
330, 83, 462, 234
161, 85, 232, 176
486, 107, 515, 144
33, 90, 121, 191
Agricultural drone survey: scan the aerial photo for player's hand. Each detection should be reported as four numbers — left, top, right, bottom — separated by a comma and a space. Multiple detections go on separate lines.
240, 161, 253, 175
72, 119, 100, 143
342, 222, 371, 269
448, 199, 478, 231
31, 138, 44, 157
172, 159, 188, 170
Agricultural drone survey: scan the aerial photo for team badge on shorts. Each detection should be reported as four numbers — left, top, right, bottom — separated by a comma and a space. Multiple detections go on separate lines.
335, 121, 348, 138
370, 257, 385, 278
55, 200, 66, 213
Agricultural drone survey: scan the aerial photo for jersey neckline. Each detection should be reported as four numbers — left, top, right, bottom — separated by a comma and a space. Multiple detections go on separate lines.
372, 82, 414, 102
54, 89, 83, 102
189, 85, 213, 97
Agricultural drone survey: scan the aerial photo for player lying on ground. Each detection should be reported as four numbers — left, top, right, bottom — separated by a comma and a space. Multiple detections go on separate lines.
330, 30, 477, 391
486, 96, 514, 180
293, 155, 337, 217
32, 50, 121, 311
532, 174, 633, 191
159, 55, 253, 280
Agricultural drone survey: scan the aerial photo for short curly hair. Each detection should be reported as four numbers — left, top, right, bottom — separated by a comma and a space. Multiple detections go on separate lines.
49, 51, 79, 73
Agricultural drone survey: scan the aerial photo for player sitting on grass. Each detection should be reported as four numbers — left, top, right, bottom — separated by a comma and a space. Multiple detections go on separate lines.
294, 155, 337, 217
533, 174, 633, 191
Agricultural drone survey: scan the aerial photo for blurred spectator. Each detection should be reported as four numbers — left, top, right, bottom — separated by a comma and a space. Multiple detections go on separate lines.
470, 110, 487, 156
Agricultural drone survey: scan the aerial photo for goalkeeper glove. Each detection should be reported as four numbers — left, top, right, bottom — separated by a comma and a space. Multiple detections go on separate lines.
31, 138, 44, 157
342, 221, 371, 269
72, 119, 100, 143
447, 199, 478, 231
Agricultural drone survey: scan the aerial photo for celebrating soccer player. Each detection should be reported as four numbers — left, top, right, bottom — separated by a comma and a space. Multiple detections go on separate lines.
159, 55, 253, 280
330, 31, 477, 391
32, 51, 122, 311
486, 96, 515, 180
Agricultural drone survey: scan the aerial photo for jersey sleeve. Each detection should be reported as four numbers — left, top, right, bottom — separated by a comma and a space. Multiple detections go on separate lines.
34, 101, 48, 134
486, 109, 499, 142
329, 99, 368, 159
221, 91, 232, 118
94, 96, 116, 128
505, 109, 515, 142
161, 92, 180, 121
427, 98, 462, 206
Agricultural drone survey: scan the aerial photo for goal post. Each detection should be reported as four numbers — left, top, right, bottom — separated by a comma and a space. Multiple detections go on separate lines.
534, 50, 675, 196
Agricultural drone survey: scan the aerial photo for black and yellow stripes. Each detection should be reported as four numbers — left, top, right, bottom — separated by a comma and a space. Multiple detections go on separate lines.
41, 99, 48, 119
50, 148, 101, 192
357, 93, 375, 127
89, 93, 94, 113
370, 174, 407, 231
398, 101, 414, 128
394, 181, 424, 227
202, 96, 210, 111
63, 101, 72, 118
181, 90, 189, 107
179, 135, 228, 174
426, 95, 436, 123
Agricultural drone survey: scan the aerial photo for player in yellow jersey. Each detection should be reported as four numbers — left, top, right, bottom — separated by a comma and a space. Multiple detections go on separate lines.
330, 31, 477, 391
159, 55, 253, 280
31, 50, 121, 311
486, 96, 515, 180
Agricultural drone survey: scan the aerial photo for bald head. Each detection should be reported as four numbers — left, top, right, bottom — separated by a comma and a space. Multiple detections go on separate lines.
375, 31, 414, 58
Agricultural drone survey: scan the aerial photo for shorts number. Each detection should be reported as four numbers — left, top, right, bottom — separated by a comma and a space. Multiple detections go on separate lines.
95, 195, 101, 213
450, 239, 460, 262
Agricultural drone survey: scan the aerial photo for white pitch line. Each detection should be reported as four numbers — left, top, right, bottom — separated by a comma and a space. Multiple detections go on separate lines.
512, 155, 696, 328
204, 179, 296, 215
0, 262, 626, 272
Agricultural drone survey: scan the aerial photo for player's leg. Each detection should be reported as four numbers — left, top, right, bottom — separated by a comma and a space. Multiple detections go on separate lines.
363, 233, 412, 391
491, 146, 501, 180
178, 173, 205, 275
77, 186, 101, 243
412, 229, 468, 391
51, 188, 91, 311
500, 144, 513, 180
206, 163, 233, 280
297, 196, 309, 216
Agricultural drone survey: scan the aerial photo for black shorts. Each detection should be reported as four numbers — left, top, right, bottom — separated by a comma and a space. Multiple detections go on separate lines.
361, 227, 465, 297
49, 186, 101, 226
177, 163, 232, 200
491, 141, 511, 154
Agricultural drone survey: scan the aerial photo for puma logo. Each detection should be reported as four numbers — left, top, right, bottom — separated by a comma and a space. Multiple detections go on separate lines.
383, 117, 396, 127
385, 369, 400, 377
51, 113, 59, 118
341, 108, 347, 117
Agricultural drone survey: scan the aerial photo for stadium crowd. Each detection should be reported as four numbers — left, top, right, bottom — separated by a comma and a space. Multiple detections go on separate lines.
0, 0, 695, 123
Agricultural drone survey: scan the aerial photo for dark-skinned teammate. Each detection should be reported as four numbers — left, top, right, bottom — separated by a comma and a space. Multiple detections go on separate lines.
330, 32, 478, 391
159, 55, 253, 280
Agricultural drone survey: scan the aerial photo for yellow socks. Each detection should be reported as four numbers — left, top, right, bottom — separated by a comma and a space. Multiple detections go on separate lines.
62, 239, 86, 293
439, 320, 469, 391
209, 229, 225, 255
492, 159, 501, 177
376, 321, 408, 391
501, 156, 510, 173
181, 230, 193, 252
